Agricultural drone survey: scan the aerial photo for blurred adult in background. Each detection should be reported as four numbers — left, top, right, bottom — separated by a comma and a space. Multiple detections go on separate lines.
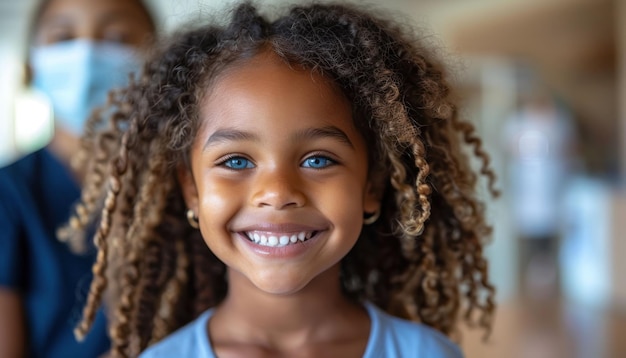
0, 0, 156, 357
503, 88, 576, 300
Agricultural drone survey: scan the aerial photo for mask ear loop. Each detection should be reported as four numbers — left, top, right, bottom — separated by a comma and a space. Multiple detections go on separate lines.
186, 209, 199, 229
363, 209, 381, 225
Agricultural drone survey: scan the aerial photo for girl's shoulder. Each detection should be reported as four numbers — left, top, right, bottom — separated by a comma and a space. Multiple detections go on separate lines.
363, 302, 464, 358
139, 309, 216, 358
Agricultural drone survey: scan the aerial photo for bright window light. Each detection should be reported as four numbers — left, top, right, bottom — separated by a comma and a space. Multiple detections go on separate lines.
14, 88, 53, 153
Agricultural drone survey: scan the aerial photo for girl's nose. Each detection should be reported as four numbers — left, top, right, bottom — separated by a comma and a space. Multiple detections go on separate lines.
250, 168, 306, 210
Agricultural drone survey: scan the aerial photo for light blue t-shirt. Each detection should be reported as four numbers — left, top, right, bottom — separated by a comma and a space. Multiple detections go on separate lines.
140, 302, 463, 357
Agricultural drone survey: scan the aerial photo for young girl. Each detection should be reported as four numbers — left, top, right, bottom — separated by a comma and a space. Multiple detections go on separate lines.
64, 2, 497, 357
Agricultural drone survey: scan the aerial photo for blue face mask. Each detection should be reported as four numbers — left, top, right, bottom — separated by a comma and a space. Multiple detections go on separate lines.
30, 39, 141, 135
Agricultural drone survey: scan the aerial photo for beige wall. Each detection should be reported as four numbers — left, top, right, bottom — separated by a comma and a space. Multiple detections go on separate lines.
613, 0, 626, 309
612, 193, 626, 308
619, 0, 626, 183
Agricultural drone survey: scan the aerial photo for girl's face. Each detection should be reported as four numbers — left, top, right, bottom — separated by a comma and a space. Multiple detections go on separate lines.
179, 52, 381, 295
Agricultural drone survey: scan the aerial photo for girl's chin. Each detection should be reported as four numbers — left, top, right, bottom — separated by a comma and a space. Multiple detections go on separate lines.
246, 273, 315, 296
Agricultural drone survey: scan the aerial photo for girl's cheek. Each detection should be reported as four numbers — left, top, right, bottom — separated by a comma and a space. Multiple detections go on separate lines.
199, 177, 244, 214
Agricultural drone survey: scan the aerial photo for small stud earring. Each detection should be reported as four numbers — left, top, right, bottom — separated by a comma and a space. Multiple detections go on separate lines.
363, 209, 381, 225
186, 209, 199, 229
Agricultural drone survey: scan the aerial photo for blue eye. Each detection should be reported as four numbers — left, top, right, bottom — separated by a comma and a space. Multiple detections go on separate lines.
222, 157, 254, 169
302, 156, 334, 169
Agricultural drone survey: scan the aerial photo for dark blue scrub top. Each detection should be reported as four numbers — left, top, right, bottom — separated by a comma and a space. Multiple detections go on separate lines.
0, 149, 110, 358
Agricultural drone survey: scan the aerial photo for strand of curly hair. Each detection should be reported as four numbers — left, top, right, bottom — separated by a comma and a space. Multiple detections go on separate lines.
61, 2, 498, 356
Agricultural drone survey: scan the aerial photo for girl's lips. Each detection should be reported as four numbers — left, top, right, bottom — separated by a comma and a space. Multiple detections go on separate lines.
236, 222, 323, 233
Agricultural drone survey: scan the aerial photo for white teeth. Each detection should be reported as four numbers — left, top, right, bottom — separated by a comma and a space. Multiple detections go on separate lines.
245, 230, 316, 247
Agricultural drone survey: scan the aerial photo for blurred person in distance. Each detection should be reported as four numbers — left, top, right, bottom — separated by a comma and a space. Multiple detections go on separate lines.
0, 0, 156, 357
503, 85, 576, 301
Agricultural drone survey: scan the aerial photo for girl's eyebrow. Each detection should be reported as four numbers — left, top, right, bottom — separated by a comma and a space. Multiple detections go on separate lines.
203, 129, 258, 150
293, 126, 354, 149
203, 126, 354, 150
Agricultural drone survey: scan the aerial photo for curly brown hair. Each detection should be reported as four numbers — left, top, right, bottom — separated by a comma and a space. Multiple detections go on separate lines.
62, 2, 498, 357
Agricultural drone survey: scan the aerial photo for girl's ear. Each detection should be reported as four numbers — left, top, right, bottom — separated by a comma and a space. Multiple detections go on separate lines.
176, 164, 199, 212
363, 171, 386, 215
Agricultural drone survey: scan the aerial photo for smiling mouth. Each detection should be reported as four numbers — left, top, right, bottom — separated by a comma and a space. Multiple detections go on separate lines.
242, 231, 318, 247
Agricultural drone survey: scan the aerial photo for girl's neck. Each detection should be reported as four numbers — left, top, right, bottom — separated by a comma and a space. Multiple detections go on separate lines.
209, 264, 370, 354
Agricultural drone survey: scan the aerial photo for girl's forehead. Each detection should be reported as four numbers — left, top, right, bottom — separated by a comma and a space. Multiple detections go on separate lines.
194, 50, 362, 145
206, 50, 346, 105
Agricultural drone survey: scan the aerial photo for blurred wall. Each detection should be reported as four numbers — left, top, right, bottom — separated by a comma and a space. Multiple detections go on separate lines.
0, 0, 32, 164
613, 0, 626, 310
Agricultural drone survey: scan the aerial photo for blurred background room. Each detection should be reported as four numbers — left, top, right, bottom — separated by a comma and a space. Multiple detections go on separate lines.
1, 0, 624, 357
